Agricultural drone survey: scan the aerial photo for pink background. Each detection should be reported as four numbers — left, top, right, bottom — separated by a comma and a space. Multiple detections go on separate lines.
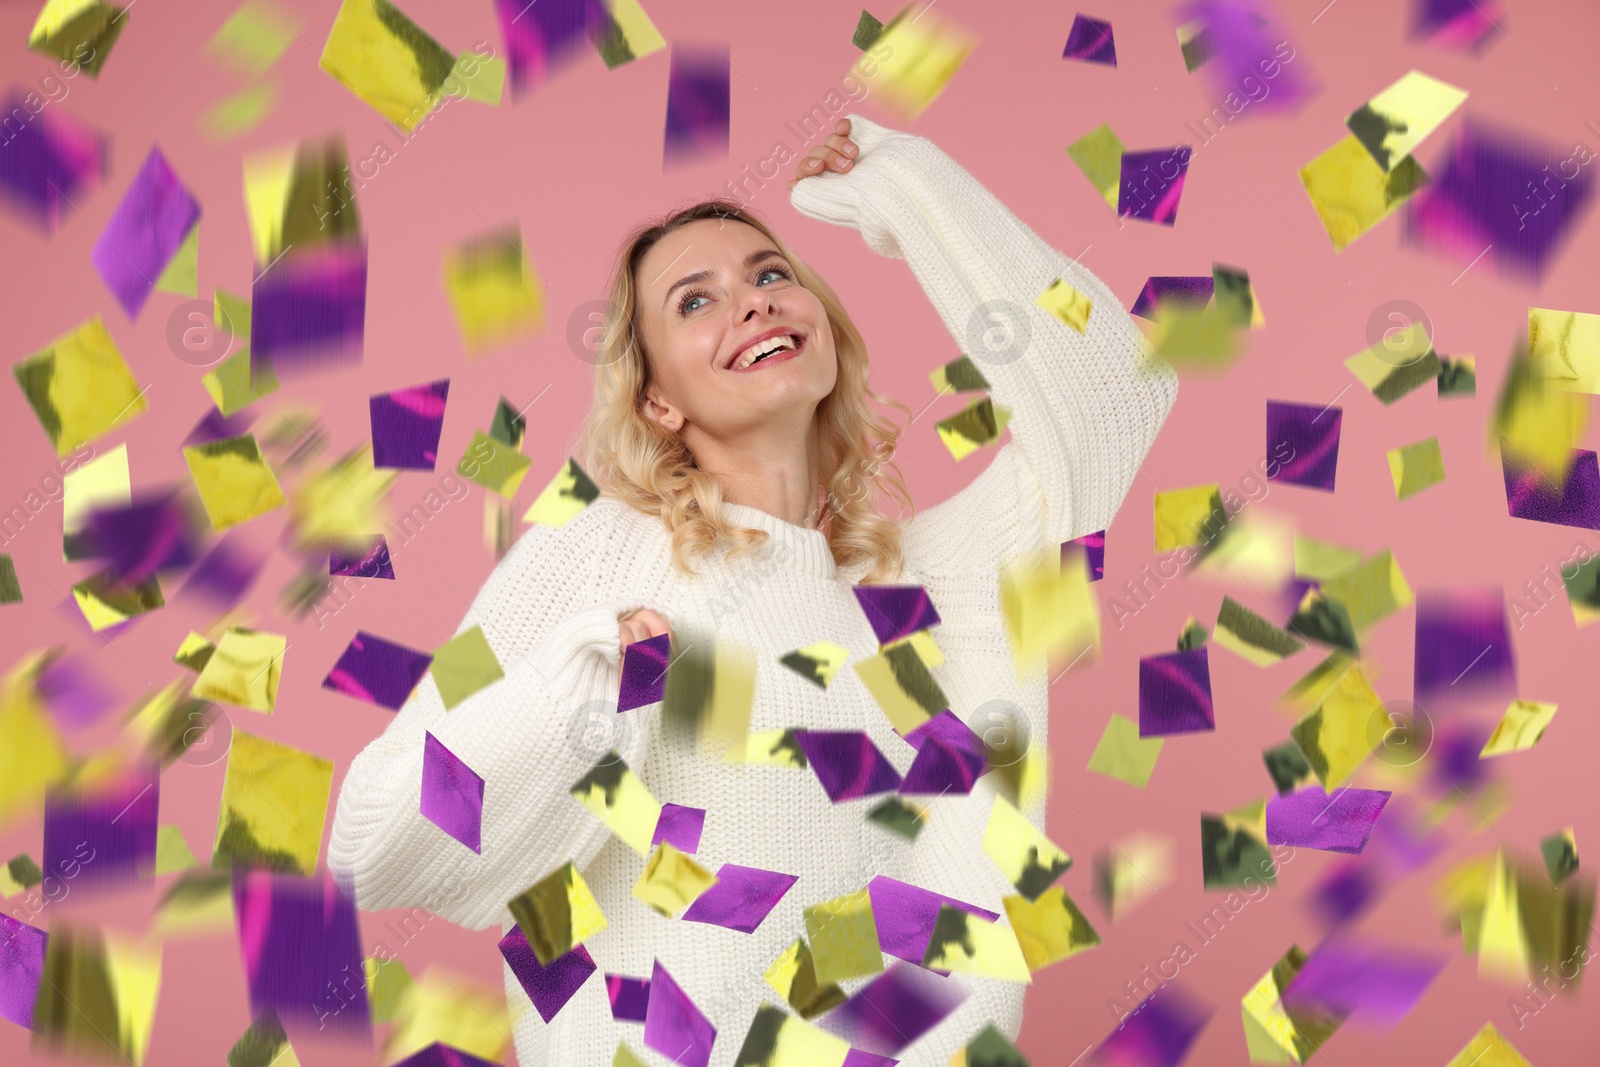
3, 0, 1599, 1064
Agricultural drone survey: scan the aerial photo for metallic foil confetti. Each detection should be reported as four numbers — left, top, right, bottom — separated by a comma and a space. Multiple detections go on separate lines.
1289, 659, 1383, 790
1442, 1023, 1534, 1067
1266, 401, 1341, 491
606, 973, 650, 1022
183, 433, 286, 531
1064, 530, 1106, 581
366, 958, 415, 1025
921, 905, 1031, 983
523, 458, 601, 526
371, 379, 449, 470
1539, 827, 1578, 885
508, 860, 608, 966
930, 355, 992, 394
0, 86, 109, 232
867, 796, 927, 842
1086, 713, 1164, 788
71, 568, 164, 632
14, 315, 147, 456
1388, 437, 1445, 500
420, 731, 483, 852
1502, 448, 1600, 528
92, 145, 200, 320
226, 1008, 300, 1067
1201, 798, 1275, 890
853, 584, 942, 646
1300, 134, 1429, 251
854, 641, 947, 734
251, 239, 369, 375
1266, 786, 1390, 854
493, 0, 607, 97
498, 927, 595, 1023
732, 1002, 850, 1067
1478, 698, 1557, 757
818, 960, 966, 1057
935, 397, 1012, 461
1120, 146, 1191, 225
1091, 983, 1210, 1066
1094, 833, 1174, 921
1214, 596, 1304, 667
1240, 945, 1346, 1065
866, 875, 1000, 967
681, 863, 797, 933
443, 226, 544, 355
651, 802, 706, 853
633, 841, 717, 917
794, 730, 903, 802
456, 430, 532, 498
43, 759, 158, 888
1138, 647, 1215, 737
983, 793, 1071, 900
1130, 276, 1212, 321
1263, 741, 1315, 795
0, 914, 47, 1028
663, 43, 731, 166
1413, 588, 1515, 714
805, 888, 884, 984
779, 641, 851, 689
1528, 306, 1600, 393
28, 0, 126, 75
570, 750, 663, 856
319, 0, 457, 132
1347, 70, 1466, 172
1036, 277, 1093, 333
31, 921, 162, 1064
644, 960, 717, 1067
590, 0, 666, 70
331, 534, 395, 580
429, 625, 504, 710
1000, 543, 1101, 679
192, 627, 286, 712
1281, 936, 1445, 1029
858, 4, 976, 121
1062, 14, 1115, 65
1004, 887, 1101, 973
1153, 484, 1224, 551
619, 632, 670, 712
323, 631, 434, 710
212, 731, 334, 875
764, 938, 846, 1020
383, 969, 508, 1065
1068, 123, 1126, 211
900, 709, 986, 794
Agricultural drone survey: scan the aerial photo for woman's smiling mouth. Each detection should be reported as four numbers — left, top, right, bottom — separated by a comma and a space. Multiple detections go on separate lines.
729, 333, 806, 372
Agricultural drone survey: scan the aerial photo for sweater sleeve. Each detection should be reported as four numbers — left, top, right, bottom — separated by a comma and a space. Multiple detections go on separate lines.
327, 511, 667, 932
789, 112, 1179, 583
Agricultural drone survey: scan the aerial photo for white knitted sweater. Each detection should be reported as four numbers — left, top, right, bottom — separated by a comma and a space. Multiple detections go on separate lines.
328, 113, 1178, 1066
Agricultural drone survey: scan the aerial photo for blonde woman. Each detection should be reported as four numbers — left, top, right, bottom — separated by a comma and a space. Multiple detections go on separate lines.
330, 113, 1178, 1064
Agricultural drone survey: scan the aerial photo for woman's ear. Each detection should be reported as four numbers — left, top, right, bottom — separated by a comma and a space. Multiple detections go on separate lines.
641, 389, 682, 432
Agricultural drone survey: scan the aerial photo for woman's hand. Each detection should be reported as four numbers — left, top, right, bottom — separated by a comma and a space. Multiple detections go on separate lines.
786, 118, 859, 190
619, 608, 673, 660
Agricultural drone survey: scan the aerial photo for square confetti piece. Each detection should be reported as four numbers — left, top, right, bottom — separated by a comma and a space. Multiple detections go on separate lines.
1086, 713, 1163, 788
498, 927, 594, 1023
1266, 401, 1341, 491
14, 315, 147, 456
421, 731, 484, 852
681, 863, 797, 934
183, 434, 286, 530
1138, 647, 1215, 737
371, 379, 449, 469
1063, 14, 1115, 65
1119, 147, 1191, 225
322, 631, 434, 711
651, 803, 705, 853
1036, 277, 1092, 332
429, 625, 504, 710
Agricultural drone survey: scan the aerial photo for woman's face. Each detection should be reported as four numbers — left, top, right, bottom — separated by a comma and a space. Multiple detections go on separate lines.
635, 218, 837, 441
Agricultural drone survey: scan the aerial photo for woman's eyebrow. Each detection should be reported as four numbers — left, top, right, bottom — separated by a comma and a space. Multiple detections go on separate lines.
661, 249, 787, 311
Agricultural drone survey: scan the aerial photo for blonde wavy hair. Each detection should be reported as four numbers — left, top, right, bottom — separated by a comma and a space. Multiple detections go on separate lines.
575, 198, 914, 584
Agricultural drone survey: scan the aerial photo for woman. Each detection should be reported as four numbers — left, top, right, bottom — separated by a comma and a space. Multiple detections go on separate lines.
329, 113, 1178, 1065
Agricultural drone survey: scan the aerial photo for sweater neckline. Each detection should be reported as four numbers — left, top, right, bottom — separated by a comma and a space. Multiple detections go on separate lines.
719, 502, 837, 579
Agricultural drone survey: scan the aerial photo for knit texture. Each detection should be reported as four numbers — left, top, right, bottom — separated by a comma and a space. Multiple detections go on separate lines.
328, 112, 1178, 1066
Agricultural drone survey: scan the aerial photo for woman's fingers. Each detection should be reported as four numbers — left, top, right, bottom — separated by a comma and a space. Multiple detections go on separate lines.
786, 124, 860, 189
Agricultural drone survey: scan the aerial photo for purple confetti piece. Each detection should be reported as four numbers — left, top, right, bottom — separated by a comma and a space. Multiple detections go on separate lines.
1064, 530, 1106, 581
843, 1053, 900, 1067
183, 406, 261, 447
853, 585, 942, 646
664, 43, 730, 167
84, 492, 198, 583
91, 145, 200, 320
0, 88, 110, 233
1119, 147, 1191, 225
421, 732, 484, 853
391, 1043, 502, 1067
794, 730, 903, 801
866, 875, 999, 967
1503, 449, 1600, 529
644, 960, 716, 1067
1404, 122, 1594, 283
651, 803, 706, 853
36, 652, 116, 730
1179, 0, 1315, 117
43, 760, 159, 890
1426, 719, 1496, 793
1410, 0, 1501, 49
1413, 588, 1515, 715
819, 961, 966, 1057
322, 631, 434, 711
1266, 787, 1391, 854
233, 871, 371, 1034
498, 926, 596, 1023
680, 863, 797, 933
252, 239, 367, 377
1281, 937, 1445, 1029
619, 632, 670, 712
493, 0, 608, 98
606, 974, 650, 1022
1266, 400, 1341, 491
1309, 861, 1378, 929
1130, 277, 1213, 321
1138, 647, 1215, 737
0, 915, 47, 1030
899, 711, 986, 795
1063, 14, 1117, 65
371, 379, 450, 470
177, 529, 265, 606
330, 535, 395, 580
1092, 986, 1212, 1067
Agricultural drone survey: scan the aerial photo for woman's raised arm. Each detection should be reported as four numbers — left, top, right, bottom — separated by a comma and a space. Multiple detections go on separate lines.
327, 508, 665, 931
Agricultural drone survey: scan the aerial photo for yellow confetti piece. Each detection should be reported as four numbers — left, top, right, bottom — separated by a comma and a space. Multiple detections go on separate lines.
153, 869, 236, 936
593, 0, 667, 70
889, 629, 944, 668
443, 226, 544, 355
522, 458, 600, 527
570, 752, 663, 857
211, 731, 333, 876
1479, 699, 1557, 758
204, 0, 300, 76
929, 354, 991, 395
633, 842, 718, 917
1388, 436, 1445, 500
1289, 659, 1383, 790
28, 0, 124, 74
1150, 303, 1243, 370
733, 1004, 850, 1067
202, 345, 279, 416
191, 627, 286, 712
1318, 549, 1412, 631
320, 0, 457, 133
153, 825, 197, 875
62, 444, 130, 561
1347, 69, 1467, 172
614, 1044, 651, 1067
429, 625, 504, 709
184, 433, 287, 530
1494, 335, 1590, 489
1068, 123, 1125, 210
983, 793, 1070, 900
779, 642, 852, 689
1241, 945, 1345, 1065
1443, 1023, 1534, 1067
1213, 596, 1305, 668
381, 969, 508, 1067
33, 924, 162, 1067
508, 860, 608, 966
72, 569, 164, 632
1036, 277, 1092, 333
287, 444, 398, 551
366, 957, 415, 1024
457, 431, 532, 498
1003, 887, 1101, 973
921, 904, 1031, 983
1293, 534, 1363, 583
154, 223, 199, 296
723, 728, 809, 768
804, 888, 883, 984
1153, 483, 1222, 552
853, 642, 946, 734
14, 315, 147, 456
0, 655, 71, 827
1528, 306, 1600, 393
1000, 543, 1100, 681
1085, 713, 1163, 788
1093, 832, 1173, 922
856, 3, 977, 120
764, 938, 847, 1019
1299, 134, 1429, 252
935, 396, 1011, 461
